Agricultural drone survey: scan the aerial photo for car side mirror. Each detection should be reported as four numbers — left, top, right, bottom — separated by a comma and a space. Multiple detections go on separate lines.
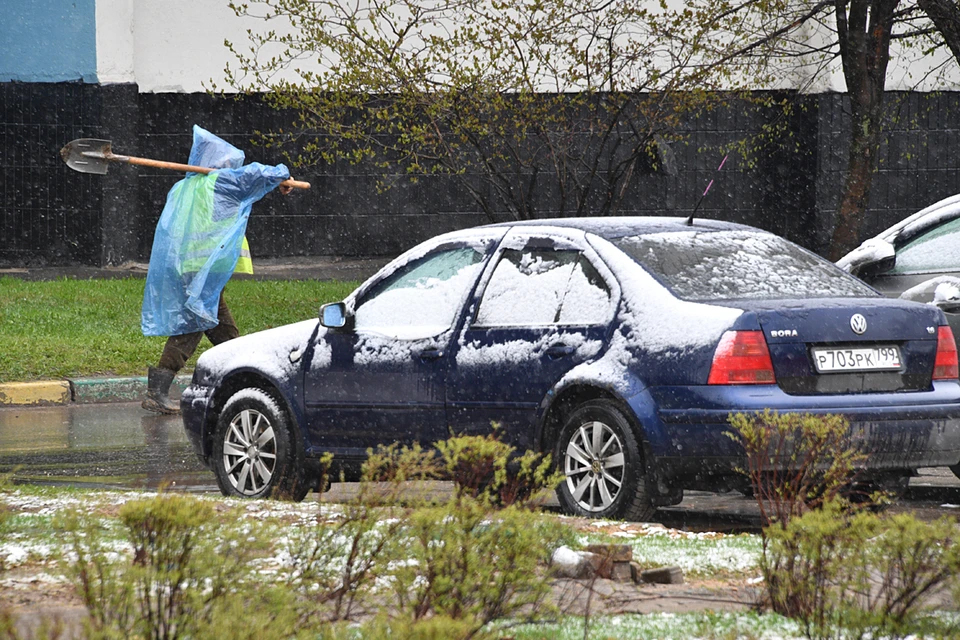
856, 254, 896, 278
837, 238, 896, 277
935, 282, 960, 314
935, 299, 960, 314
320, 302, 350, 329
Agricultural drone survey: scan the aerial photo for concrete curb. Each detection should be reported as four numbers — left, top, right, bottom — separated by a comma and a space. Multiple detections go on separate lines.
0, 381, 71, 406
0, 375, 192, 407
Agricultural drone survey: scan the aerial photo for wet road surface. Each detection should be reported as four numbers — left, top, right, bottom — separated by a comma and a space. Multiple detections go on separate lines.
3, 402, 960, 532
0, 402, 214, 492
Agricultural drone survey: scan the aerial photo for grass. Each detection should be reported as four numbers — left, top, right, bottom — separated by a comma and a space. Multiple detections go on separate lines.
0, 277, 357, 381
507, 612, 802, 639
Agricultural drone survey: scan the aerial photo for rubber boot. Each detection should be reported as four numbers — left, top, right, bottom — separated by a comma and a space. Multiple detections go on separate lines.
142, 366, 180, 415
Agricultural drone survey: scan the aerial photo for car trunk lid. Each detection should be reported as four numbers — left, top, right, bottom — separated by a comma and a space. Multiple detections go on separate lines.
751, 299, 941, 395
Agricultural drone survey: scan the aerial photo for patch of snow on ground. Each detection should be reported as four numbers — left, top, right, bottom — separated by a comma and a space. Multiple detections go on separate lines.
0, 572, 68, 589
581, 521, 761, 576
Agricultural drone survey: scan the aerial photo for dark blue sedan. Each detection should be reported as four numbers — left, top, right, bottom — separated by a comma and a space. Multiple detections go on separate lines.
181, 218, 960, 520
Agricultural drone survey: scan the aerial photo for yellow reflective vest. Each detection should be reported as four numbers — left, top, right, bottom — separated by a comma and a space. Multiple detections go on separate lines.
176, 174, 253, 276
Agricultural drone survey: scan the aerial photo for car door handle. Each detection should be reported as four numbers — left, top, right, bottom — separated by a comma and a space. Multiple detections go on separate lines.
419, 347, 445, 362
545, 344, 575, 359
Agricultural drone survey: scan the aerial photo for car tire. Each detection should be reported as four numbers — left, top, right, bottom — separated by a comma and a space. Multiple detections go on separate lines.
212, 388, 308, 501
554, 399, 656, 521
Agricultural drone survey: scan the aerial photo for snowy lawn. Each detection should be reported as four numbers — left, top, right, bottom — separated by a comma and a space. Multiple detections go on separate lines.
574, 518, 762, 578
0, 485, 774, 639
1, 486, 762, 579
0, 486, 328, 571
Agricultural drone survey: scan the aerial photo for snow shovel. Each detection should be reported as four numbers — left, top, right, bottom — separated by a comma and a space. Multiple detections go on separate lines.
59, 138, 311, 189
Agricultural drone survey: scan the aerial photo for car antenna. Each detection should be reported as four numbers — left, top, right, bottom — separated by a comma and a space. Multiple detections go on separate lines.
686, 154, 728, 226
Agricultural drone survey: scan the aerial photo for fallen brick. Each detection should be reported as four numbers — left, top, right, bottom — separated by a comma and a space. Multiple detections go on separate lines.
634, 564, 684, 585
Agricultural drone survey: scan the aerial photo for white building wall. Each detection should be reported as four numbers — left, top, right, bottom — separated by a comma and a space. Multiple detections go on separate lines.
94, 0, 960, 93
95, 0, 135, 84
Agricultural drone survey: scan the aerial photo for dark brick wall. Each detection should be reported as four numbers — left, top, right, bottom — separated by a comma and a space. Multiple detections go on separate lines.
0, 83, 103, 265
610, 95, 820, 250
814, 92, 960, 254
135, 92, 490, 261
3, 84, 960, 267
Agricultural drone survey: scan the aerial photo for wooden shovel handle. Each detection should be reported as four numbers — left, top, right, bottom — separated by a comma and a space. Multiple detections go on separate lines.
120, 155, 311, 189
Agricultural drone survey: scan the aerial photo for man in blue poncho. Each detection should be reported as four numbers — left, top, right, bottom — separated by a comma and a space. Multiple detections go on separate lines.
141, 126, 292, 414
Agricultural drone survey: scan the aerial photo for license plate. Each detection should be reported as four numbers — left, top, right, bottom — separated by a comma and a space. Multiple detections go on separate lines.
811, 345, 902, 373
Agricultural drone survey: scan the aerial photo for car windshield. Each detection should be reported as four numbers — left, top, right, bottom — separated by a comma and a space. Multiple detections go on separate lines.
614, 230, 878, 301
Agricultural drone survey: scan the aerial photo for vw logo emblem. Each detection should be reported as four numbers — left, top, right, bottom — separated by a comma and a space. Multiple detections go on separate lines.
850, 313, 868, 335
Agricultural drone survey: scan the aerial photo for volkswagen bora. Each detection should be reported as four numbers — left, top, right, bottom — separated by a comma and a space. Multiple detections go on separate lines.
182, 218, 960, 520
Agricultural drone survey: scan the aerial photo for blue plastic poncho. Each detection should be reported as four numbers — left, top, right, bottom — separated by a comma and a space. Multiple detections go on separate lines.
141, 126, 290, 336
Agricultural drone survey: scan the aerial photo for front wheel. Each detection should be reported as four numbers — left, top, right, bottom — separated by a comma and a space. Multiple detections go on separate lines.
554, 400, 655, 521
212, 388, 308, 501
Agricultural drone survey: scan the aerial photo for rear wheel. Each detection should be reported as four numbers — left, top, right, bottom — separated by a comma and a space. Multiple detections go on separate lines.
554, 400, 655, 521
212, 388, 308, 501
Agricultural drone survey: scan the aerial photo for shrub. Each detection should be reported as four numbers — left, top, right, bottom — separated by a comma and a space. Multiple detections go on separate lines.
434, 428, 560, 508
762, 501, 960, 639
59, 493, 272, 640
283, 489, 407, 622
358, 441, 441, 506
283, 433, 566, 632
53, 434, 568, 638
390, 498, 562, 630
727, 410, 864, 526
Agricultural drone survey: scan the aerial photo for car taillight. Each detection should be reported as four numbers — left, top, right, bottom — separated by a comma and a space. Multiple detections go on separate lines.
933, 325, 959, 380
707, 330, 776, 385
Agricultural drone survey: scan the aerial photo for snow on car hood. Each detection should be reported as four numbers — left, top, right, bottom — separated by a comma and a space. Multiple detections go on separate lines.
195, 319, 327, 382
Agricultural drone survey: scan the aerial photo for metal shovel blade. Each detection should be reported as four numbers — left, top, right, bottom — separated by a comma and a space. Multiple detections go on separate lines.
59, 139, 114, 175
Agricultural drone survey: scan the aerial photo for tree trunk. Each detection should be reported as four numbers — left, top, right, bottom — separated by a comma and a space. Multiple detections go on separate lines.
830, 115, 882, 260
827, 0, 900, 260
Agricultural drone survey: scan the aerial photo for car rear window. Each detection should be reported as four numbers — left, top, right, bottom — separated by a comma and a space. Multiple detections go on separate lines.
614, 230, 878, 301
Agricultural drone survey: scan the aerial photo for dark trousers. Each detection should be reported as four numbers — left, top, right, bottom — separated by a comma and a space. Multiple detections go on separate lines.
157, 292, 239, 373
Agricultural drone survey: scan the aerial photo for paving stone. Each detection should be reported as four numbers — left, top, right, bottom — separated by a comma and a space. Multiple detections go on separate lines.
610, 561, 634, 583
634, 564, 684, 585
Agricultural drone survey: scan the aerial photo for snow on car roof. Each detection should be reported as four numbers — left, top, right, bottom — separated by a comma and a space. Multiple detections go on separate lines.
481, 216, 754, 239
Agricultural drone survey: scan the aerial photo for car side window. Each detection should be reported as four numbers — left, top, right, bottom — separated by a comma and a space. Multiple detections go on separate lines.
556, 257, 614, 324
891, 217, 960, 275
474, 247, 612, 326
354, 246, 486, 339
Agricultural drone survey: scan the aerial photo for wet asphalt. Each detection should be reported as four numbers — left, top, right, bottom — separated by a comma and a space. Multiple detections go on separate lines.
3, 401, 960, 532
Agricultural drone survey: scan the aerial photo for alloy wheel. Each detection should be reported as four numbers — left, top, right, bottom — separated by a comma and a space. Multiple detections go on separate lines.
222, 408, 278, 495
563, 420, 626, 512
